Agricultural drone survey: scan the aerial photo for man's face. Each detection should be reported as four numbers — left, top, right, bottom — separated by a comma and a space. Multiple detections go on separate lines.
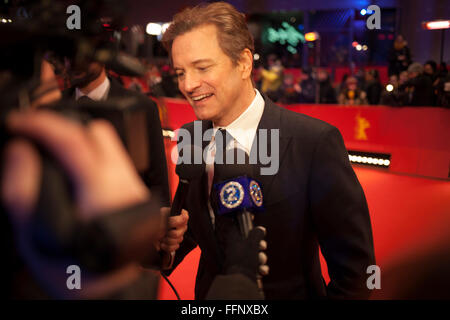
171, 24, 247, 125
399, 71, 408, 84
408, 71, 418, 79
317, 70, 327, 81
389, 75, 398, 87
424, 64, 434, 75
66, 61, 104, 88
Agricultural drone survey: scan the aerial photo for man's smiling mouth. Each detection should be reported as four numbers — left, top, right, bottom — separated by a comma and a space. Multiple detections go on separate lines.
191, 93, 213, 101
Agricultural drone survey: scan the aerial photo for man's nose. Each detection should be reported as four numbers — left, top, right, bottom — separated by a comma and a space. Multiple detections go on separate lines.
182, 72, 201, 94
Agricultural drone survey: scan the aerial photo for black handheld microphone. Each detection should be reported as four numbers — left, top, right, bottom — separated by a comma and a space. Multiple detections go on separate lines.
162, 144, 204, 270
171, 144, 205, 216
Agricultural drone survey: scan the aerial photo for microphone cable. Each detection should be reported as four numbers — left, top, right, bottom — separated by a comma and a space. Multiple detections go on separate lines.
160, 272, 181, 300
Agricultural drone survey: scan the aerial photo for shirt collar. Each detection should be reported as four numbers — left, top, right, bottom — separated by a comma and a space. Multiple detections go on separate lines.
75, 76, 110, 101
213, 89, 265, 154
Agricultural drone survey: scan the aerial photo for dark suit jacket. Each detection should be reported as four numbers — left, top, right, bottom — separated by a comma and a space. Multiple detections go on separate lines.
168, 95, 375, 300
62, 77, 170, 206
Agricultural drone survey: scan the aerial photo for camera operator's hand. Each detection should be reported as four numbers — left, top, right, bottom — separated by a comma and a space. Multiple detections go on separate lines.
1, 110, 162, 298
3, 110, 150, 220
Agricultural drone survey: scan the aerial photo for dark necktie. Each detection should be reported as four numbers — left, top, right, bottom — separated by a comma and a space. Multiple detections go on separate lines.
76, 95, 93, 105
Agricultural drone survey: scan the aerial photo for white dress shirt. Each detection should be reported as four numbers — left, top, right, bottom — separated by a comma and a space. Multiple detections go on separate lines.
206, 88, 265, 226
75, 76, 110, 101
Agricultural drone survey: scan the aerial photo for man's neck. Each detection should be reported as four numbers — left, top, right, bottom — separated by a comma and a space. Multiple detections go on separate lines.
79, 70, 107, 94
213, 80, 256, 127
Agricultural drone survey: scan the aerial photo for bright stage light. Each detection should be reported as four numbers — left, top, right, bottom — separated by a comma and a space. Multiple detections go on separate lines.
305, 31, 320, 42
422, 20, 450, 30
146, 23, 162, 35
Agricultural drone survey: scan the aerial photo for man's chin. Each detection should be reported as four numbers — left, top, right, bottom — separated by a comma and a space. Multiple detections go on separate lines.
193, 108, 215, 122
69, 76, 91, 89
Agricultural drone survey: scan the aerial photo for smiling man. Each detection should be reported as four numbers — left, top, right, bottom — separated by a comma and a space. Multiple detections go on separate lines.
160, 2, 375, 300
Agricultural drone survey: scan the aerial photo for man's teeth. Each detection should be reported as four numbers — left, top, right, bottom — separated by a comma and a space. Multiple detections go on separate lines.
192, 94, 212, 101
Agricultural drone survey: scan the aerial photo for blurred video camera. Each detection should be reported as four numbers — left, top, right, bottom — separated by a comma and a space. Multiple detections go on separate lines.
0, 0, 161, 276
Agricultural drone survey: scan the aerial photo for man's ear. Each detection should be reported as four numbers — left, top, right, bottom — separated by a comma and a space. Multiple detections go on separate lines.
238, 48, 253, 80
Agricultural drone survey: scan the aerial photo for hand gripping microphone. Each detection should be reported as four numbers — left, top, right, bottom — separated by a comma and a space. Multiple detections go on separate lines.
160, 144, 204, 270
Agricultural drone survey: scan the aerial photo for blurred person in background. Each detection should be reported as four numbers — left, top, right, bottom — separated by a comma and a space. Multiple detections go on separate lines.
62, 59, 170, 207
400, 62, 434, 106
355, 69, 366, 91
159, 64, 183, 98
338, 74, 349, 94
424, 60, 438, 105
317, 69, 337, 104
298, 67, 316, 103
380, 74, 408, 107
434, 62, 450, 108
277, 73, 301, 104
338, 76, 368, 105
398, 70, 409, 86
260, 55, 284, 101
388, 35, 412, 76
364, 69, 382, 105
424, 60, 438, 83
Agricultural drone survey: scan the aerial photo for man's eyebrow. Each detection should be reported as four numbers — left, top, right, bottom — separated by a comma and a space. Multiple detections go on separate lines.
192, 59, 214, 65
173, 59, 215, 70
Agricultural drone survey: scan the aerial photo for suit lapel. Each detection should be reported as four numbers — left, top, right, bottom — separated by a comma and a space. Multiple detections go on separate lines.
106, 77, 124, 98
250, 95, 291, 199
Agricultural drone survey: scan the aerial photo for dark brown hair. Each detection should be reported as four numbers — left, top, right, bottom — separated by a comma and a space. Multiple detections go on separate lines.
161, 2, 254, 65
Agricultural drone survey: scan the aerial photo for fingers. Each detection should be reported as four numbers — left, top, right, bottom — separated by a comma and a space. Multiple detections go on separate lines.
167, 209, 189, 229
87, 120, 131, 165
6, 111, 94, 181
259, 240, 267, 250
160, 206, 170, 218
248, 226, 266, 245
1, 139, 42, 224
165, 228, 186, 239
159, 209, 189, 253
258, 252, 267, 265
259, 265, 270, 276
6, 111, 151, 219
160, 242, 181, 252
250, 226, 269, 277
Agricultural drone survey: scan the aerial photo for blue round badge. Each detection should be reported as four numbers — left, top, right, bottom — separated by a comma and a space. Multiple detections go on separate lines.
249, 180, 263, 207
220, 181, 245, 209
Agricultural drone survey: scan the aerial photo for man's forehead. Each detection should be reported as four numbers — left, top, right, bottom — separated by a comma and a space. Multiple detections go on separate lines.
172, 25, 223, 67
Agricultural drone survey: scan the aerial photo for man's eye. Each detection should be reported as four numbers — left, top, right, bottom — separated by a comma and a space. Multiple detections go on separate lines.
198, 66, 210, 72
176, 73, 185, 78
